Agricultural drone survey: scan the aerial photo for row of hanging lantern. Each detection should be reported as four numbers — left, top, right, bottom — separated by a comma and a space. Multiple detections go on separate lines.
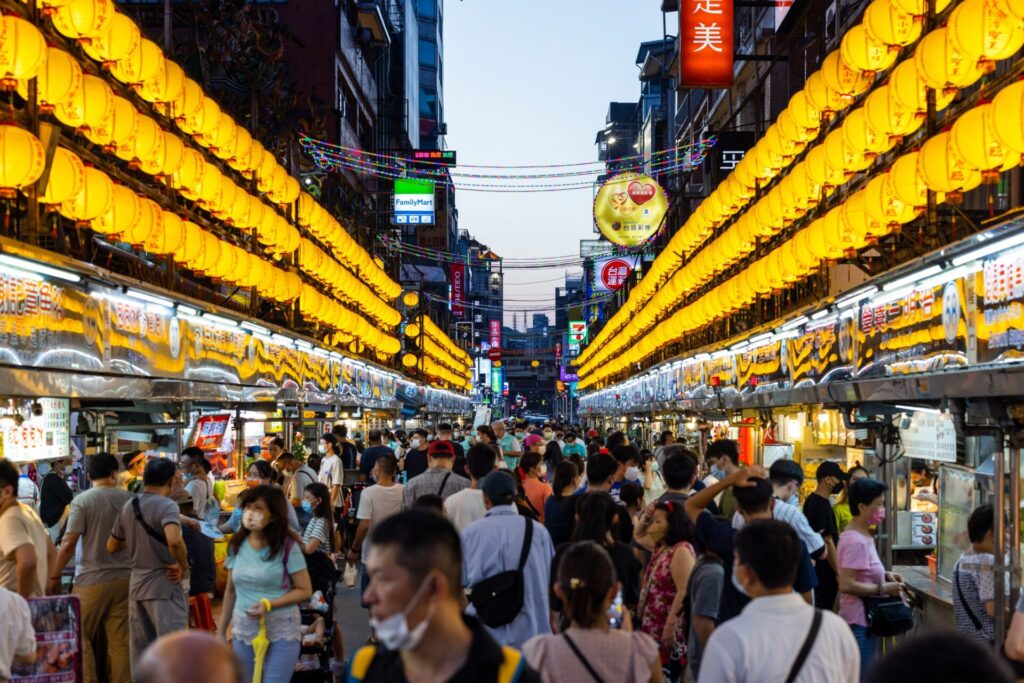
0, 5, 404, 358
417, 333, 473, 383
409, 313, 472, 389
298, 238, 400, 328
576, 0, 1024, 384
418, 314, 472, 366
578, 82, 1024, 388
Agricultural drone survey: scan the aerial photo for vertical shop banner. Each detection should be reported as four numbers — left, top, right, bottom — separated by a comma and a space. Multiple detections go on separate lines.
972, 249, 1024, 364
554, 342, 562, 364
735, 340, 791, 390
450, 263, 465, 317
12, 596, 82, 683
489, 320, 501, 348
679, 0, 735, 88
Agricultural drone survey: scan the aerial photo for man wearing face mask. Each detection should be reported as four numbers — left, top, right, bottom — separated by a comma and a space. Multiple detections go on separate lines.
349, 510, 540, 683
402, 441, 469, 510
804, 461, 846, 612
609, 444, 642, 505
401, 429, 431, 481
107, 459, 189, 676
435, 424, 467, 478
731, 460, 826, 565
704, 440, 743, 520
493, 421, 522, 472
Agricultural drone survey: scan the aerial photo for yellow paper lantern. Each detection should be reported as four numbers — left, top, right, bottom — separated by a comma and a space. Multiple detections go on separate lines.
137, 58, 184, 104
824, 128, 870, 176
122, 196, 159, 246
173, 221, 204, 266
990, 80, 1024, 154
106, 96, 138, 153
194, 96, 222, 145
145, 211, 184, 255
210, 112, 237, 159
992, 0, 1023, 20
951, 104, 1008, 180
805, 145, 845, 188
52, 0, 114, 41
864, 174, 918, 226
89, 181, 137, 235
196, 163, 222, 206
109, 38, 162, 85
20, 47, 81, 113
840, 24, 898, 74
39, 147, 85, 205
133, 116, 166, 174
914, 28, 984, 91
842, 107, 890, 158
171, 148, 204, 194
864, 85, 921, 140
888, 59, 955, 114
839, 190, 876, 254
229, 126, 253, 172
888, 151, 928, 208
820, 52, 873, 98
81, 11, 139, 65
890, 0, 952, 14
948, 0, 1024, 62
160, 131, 185, 177
0, 124, 46, 198
55, 74, 114, 133
918, 131, 983, 194
864, 0, 922, 47
805, 71, 847, 114
172, 79, 205, 130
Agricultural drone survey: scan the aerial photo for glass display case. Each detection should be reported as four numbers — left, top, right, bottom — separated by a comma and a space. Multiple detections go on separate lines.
936, 464, 990, 580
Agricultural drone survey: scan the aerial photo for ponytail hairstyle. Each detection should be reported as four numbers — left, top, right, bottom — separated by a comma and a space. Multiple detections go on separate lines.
552, 461, 579, 498
557, 540, 616, 629
304, 482, 336, 553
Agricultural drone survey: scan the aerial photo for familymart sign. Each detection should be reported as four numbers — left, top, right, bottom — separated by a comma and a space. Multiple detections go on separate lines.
394, 179, 435, 225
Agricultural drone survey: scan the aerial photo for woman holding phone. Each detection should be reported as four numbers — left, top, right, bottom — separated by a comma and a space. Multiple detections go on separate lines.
524, 541, 664, 682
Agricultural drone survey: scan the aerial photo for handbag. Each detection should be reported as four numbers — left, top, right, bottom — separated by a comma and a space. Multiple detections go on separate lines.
470, 517, 533, 628
862, 594, 913, 637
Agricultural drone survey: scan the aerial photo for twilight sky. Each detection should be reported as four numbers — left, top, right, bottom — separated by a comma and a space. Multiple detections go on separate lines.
444, 0, 668, 330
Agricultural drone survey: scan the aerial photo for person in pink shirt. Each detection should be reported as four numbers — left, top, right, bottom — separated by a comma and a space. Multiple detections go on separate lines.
837, 477, 905, 678
517, 450, 552, 522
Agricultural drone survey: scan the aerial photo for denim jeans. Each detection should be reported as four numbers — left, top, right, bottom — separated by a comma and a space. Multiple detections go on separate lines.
850, 624, 877, 680
233, 638, 302, 683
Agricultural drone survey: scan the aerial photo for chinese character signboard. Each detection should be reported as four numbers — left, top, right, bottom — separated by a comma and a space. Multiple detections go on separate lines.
971, 249, 1024, 364
393, 178, 435, 225
679, 0, 735, 88
491, 366, 503, 394
786, 318, 856, 386
593, 256, 636, 292
450, 263, 465, 317
705, 131, 755, 187
489, 319, 501, 348
593, 173, 669, 247
188, 414, 232, 452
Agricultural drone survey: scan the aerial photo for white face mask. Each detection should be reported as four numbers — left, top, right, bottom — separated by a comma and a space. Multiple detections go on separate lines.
369, 579, 434, 651
625, 466, 642, 481
319, 443, 327, 454
732, 564, 749, 597
651, 461, 660, 473
242, 509, 266, 531
539, 464, 547, 476
454, 431, 462, 440
543, 431, 553, 440
410, 438, 422, 449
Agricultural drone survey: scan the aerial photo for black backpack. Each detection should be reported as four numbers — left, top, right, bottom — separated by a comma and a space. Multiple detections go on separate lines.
469, 517, 533, 628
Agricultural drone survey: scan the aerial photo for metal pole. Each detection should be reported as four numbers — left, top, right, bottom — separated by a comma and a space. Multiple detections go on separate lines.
1009, 438, 1021, 636
996, 434, 1007, 645
881, 422, 895, 570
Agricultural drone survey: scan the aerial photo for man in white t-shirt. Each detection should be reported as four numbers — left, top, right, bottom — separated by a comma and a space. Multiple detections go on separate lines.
0, 585, 35, 679
0, 459, 55, 598
317, 433, 345, 524
446, 444, 497, 533
348, 453, 403, 597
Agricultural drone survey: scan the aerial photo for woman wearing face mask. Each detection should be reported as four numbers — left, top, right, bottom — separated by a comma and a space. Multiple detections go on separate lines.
525, 541, 663, 683
634, 500, 696, 680
834, 465, 869, 532
219, 486, 312, 683
544, 461, 581, 547
838, 477, 904, 678
517, 452, 553, 523
641, 451, 667, 505
221, 461, 298, 534
543, 440, 563, 480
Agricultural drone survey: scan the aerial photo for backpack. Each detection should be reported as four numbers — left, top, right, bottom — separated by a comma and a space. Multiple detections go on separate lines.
469, 517, 533, 628
346, 644, 526, 683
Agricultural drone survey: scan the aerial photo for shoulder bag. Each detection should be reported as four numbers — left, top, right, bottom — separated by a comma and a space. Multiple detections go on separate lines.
470, 517, 533, 627
436, 471, 452, 497
955, 567, 1024, 677
785, 609, 823, 683
862, 593, 913, 637
132, 496, 168, 546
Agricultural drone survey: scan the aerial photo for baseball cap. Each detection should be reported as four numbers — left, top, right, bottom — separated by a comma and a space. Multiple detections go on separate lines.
427, 440, 455, 458
816, 461, 849, 481
481, 470, 517, 505
523, 434, 544, 449
769, 459, 804, 485
586, 429, 599, 438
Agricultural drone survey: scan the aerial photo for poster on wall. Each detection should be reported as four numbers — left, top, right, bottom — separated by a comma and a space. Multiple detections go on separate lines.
592, 256, 637, 292
856, 279, 969, 377
1, 399, 70, 463
972, 249, 1024, 364
786, 318, 856, 386
593, 173, 669, 247
899, 410, 958, 463
12, 595, 82, 683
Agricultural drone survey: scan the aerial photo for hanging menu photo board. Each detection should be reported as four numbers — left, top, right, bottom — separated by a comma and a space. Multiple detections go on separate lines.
972, 248, 1024, 365
12, 595, 82, 683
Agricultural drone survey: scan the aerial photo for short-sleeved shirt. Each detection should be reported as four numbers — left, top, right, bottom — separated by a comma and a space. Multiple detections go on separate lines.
225, 538, 306, 643
954, 550, 996, 643
110, 492, 183, 600
402, 449, 429, 480
288, 465, 318, 502
542, 495, 577, 547
561, 442, 586, 459
184, 476, 212, 519
696, 511, 817, 623
838, 529, 885, 626
65, 485, 132, 587
356, 483, 404, 553
687, 555, 725, 679
318, 455, 344, 507
446, 488, 487, 533
804, 494, 839, 583
39, 472, 73, 528
402, 468, 469, 509
302, 517, 332, 552
522, 479, 552, 522
498, 434, 521, 469
359, 445, 395, 481
0, 586, 35, 678
0, 503, 50, 596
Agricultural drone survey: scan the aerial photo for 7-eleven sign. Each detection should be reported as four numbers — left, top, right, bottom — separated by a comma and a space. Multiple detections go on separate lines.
568, 321, 588, 344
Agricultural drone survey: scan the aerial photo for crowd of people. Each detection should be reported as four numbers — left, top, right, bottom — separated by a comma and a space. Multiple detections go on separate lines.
0, 422, 1020, 682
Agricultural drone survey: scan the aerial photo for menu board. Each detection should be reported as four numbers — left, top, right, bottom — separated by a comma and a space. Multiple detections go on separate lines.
972, 249, 1024, 364
857, 279, 969, 376
899, 410, 958, 463
1, 399, 70, 463
11, 595, 82, 683
189, 414, 231, 452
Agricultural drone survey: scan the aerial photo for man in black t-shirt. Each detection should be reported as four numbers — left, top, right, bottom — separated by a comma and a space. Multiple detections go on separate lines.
333, 424, 360, 470
804, 461, 846, 611
359, 430, 395, 484
39, 458, 73, 534
401, 429, 430, 481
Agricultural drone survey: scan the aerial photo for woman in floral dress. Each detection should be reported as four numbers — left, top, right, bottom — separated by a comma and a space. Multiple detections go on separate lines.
634, 500, 696, 682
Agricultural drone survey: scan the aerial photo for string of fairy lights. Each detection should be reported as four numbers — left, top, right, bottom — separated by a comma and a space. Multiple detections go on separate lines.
298, 135, 717, 193
380, 235, 646, 269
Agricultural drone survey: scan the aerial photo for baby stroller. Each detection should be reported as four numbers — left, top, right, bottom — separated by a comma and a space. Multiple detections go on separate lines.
292, 556, 338, 682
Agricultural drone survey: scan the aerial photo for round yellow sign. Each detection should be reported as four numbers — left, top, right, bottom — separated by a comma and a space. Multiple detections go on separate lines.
593, 173, 669, 246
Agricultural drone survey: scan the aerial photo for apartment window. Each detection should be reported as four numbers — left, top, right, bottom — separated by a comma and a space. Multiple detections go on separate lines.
419, 39, 437, 67
418, 0, 436, 19
420, 88, 438, 119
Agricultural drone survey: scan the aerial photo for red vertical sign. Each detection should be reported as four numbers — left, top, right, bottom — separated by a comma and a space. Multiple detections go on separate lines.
554, 342, 562, 364
679, 0, 734, 88
450, 263, 465, 317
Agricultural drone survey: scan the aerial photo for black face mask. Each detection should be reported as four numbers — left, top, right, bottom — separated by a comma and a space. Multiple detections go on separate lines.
831, 481, 845, 495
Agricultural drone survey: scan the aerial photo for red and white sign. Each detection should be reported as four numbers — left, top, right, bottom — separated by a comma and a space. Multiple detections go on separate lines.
450, 263, 465, 317
679, 0, 734, 88
489, 319, 501, 361
595, 257, 634, 292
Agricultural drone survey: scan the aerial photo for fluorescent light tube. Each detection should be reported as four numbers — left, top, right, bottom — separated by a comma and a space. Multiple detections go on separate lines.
0, 254, 80, 283
175, 304, 198, 317
777, 316, 808, 332
894, 404, 941, 415
201, 313, 239, 328
126, 289, 174, 309
951, 231, 1024, 266
240, 322, 271, 336
882, 265, 942, 292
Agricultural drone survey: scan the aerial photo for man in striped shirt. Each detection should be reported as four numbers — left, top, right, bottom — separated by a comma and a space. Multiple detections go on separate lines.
731, 459, 825, 560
